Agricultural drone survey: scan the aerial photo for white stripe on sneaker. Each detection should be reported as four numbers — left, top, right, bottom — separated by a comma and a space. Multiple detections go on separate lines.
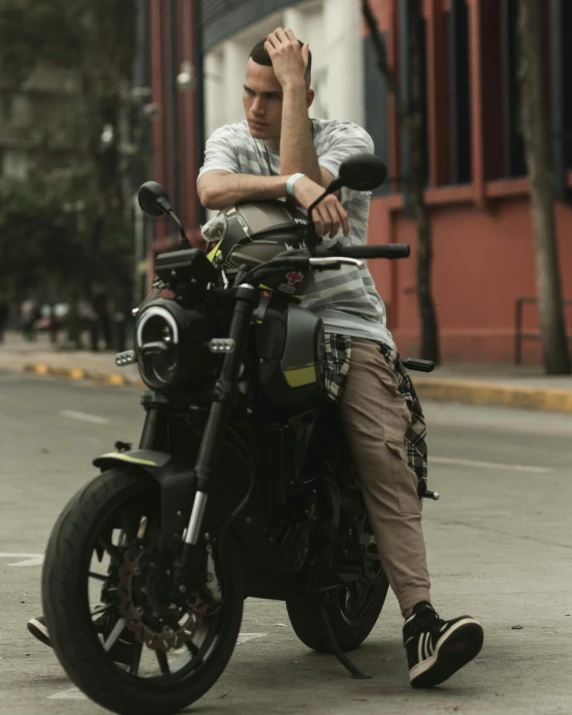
409, 617, 481, 683
418, 633, 424, 664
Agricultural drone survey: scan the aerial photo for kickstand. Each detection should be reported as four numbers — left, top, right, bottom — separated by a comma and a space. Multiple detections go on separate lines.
320, 600, 371, 680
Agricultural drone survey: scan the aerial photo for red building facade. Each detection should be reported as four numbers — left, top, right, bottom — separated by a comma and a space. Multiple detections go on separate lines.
148, 0, 572, 363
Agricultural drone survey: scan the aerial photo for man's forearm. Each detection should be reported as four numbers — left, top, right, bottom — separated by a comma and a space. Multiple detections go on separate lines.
279, 82, 322, 185
198, 173, 289, 210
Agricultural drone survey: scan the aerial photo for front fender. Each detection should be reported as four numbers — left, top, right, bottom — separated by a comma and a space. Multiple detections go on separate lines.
93, 450, 196, 552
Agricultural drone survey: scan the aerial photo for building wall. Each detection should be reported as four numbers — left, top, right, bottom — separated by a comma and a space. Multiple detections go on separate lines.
376, 195, 572, 363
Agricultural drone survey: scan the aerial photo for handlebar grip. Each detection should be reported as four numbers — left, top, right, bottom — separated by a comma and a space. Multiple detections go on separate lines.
335, 244, 411, 260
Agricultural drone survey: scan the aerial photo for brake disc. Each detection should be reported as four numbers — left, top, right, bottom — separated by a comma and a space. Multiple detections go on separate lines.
117, 541, 202, 653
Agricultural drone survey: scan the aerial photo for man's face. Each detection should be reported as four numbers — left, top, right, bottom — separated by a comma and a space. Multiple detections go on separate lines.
243, 59, 285, 142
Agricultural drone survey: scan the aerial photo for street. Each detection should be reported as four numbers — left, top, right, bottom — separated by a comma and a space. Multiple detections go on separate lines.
1, 371, 571, 715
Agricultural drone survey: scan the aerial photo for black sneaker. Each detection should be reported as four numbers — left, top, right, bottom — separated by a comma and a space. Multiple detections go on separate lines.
403, 601, 484, 688
27, 613, 134, 666
27, 615, 50, 646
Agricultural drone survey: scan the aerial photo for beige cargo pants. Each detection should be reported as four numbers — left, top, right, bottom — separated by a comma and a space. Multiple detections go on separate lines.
338, 338, 431, 615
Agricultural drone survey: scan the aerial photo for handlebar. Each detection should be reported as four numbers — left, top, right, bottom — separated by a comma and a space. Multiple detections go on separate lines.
316, 243, 410, 260
239, 243, 411, 286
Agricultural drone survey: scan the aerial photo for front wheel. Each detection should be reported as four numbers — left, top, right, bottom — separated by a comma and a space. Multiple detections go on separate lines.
42, 468, 244, 715
286, 577, 389, 653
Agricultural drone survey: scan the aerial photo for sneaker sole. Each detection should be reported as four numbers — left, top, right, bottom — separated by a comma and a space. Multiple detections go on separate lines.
27, 618, 51, 648
409, 618, 484, 688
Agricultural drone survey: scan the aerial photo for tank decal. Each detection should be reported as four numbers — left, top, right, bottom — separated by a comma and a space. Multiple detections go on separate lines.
283, 363, 317, 387
206, 243, 221, 263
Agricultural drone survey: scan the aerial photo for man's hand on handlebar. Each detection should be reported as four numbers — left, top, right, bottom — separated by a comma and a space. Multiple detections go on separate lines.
292, 176, 349, 238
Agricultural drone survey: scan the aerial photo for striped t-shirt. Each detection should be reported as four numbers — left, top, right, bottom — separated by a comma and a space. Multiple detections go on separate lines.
197, 118, 395, 348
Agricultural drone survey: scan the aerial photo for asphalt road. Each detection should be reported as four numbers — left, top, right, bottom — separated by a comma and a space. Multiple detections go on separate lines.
1, 371, 571, 715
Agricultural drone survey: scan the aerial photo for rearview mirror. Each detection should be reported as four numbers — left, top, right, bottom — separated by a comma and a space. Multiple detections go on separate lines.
137, 181, 191, 249
137, 181, 173, 218
328, 154, 388, 193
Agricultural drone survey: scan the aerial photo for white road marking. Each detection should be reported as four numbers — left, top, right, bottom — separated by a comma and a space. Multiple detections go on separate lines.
0, 552, 44, 566
48, 632, 268, 700
61, 409, 110, 425
431, 456, 550, 474
236, 632, 267, 645
48, 688, 85, 701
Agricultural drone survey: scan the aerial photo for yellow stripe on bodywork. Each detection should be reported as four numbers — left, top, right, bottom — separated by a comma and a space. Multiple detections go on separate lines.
98, 452, 158, 467
283, 364, 316, 387
206, 243, 221, 263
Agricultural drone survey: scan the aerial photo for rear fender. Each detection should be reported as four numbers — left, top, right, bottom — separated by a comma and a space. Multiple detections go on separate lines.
92, 449, 196, 552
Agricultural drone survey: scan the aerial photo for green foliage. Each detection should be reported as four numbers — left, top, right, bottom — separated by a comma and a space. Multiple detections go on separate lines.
0, 0, 135, 88
0, 0, 138, 299
0, 171, 132, 296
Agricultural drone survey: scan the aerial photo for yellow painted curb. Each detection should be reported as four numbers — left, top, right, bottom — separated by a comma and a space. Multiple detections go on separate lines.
12, 361, 572, 412
21, 362, 143, 388
414, 377, 572, 413
26, 363, 49, 375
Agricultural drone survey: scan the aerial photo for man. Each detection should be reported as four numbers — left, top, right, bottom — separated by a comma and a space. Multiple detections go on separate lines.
197, 28, 483, 688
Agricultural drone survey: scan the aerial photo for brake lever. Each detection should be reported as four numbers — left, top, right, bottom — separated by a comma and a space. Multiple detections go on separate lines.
309, 257, 364, 270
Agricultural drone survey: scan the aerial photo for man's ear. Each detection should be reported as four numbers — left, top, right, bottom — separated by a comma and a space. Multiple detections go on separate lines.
306, 89, 315, 108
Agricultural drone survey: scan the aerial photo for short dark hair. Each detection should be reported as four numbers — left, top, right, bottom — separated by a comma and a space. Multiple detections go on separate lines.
249, 37, 312, 87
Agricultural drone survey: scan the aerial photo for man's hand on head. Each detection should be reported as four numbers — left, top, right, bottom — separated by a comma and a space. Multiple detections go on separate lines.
264, 28, 309, 89
293, 176, 349, 239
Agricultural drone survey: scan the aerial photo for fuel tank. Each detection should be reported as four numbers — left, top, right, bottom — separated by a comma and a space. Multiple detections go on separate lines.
254, 293, 325, 413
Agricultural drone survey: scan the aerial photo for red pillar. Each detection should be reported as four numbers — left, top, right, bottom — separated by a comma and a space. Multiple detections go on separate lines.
179, 0, 200, 234
387, 0, 401, 190
424, 0, 451, 187
467, 0, 485, 207
149, 0, 166, 240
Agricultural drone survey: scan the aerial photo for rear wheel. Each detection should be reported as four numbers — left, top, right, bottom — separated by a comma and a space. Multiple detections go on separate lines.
286, 576, 389, 653
42, 468, 244, 715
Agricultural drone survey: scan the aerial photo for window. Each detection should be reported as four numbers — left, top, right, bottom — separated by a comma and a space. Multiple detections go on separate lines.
449, 0, 471, 184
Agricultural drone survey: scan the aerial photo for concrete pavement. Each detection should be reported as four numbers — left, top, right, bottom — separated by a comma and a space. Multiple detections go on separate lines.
0, 372, 571, 714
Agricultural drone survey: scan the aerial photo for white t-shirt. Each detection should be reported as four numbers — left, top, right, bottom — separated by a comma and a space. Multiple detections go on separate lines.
198, 118, 394, 347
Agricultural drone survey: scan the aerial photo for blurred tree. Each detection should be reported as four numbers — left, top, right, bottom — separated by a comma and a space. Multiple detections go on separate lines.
0, 170, 132, 297
361, 0, 440, 364
0, 0, 136, 316
518, 0, 570, 374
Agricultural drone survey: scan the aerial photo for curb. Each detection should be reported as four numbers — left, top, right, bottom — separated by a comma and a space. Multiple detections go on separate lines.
22, 362, 144, 388
414, 377, 572, 413
4, 361, 572, 413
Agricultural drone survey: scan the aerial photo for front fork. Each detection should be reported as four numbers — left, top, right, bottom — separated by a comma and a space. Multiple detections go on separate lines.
171, 283, 258, 582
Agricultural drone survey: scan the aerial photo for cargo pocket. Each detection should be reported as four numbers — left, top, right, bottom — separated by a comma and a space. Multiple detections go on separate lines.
387, 442, 422, 515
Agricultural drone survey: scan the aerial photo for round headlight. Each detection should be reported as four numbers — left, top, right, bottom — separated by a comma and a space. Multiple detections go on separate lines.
134, 299, 207, 390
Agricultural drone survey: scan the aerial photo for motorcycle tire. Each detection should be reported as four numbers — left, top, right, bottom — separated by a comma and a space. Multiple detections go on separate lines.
42, 467, 244, 715
286, 576, 389, 653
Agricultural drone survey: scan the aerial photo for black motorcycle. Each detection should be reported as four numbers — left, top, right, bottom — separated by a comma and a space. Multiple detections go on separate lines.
41, 154, 437, 715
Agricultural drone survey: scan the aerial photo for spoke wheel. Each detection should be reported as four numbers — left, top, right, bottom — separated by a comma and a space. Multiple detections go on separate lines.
42, 468, 243, 715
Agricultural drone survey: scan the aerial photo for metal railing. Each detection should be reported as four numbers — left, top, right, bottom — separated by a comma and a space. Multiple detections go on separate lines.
514, 297, 572, 364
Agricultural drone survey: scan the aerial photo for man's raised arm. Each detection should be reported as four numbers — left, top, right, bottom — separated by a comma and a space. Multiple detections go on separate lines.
264, 29, 329, 188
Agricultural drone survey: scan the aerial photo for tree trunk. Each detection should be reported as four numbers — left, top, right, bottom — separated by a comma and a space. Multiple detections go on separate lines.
361, 0, 440, 363
407, 2, 440, 364
518, 0, 569, 374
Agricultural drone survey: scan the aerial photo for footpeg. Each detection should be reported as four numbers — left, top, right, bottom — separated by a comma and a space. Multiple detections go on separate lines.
422, 490, 440, 501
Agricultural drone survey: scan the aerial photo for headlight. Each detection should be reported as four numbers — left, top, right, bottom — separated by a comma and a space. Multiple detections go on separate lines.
135, 298, 207, 390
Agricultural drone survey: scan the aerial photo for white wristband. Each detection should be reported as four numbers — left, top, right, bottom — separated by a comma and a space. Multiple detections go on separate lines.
286, 172, 305, 196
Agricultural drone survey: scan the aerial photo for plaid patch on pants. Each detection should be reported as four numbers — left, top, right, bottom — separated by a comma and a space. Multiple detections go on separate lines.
323, 332, 428, 496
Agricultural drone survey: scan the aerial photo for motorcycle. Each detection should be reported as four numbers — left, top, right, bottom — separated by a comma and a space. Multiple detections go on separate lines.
41, 153, 437, 715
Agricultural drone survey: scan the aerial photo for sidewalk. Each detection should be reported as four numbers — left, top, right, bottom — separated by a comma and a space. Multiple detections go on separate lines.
0, 331, 141, 386
2, 331, 572, 412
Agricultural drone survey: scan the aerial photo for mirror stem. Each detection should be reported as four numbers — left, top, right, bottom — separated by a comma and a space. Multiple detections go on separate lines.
168, 210, 191, 249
